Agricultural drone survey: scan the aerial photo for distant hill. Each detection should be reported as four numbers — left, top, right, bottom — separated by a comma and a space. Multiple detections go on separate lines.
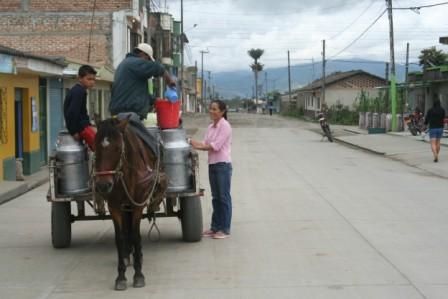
213, 59, 421, 98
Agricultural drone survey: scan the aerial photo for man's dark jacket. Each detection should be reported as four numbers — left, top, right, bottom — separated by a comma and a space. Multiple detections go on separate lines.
110, 53, 165, 118
63, 83, 90, 135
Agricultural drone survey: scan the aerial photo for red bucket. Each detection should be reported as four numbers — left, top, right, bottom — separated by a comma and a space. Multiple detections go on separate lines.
155, 99, 180, 129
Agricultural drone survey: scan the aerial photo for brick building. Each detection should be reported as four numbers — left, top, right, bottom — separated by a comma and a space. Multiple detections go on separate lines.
0, 0, 149, 68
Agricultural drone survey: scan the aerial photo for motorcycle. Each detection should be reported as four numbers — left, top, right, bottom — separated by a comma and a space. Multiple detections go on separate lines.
404, 111, 424, 136
318, 112, 333, 142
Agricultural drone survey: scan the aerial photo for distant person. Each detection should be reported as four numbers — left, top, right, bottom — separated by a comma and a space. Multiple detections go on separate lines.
424, 97, 446, 162
189, 100, 233, 239
63, 65, 97, 151
268, 102, 273, 116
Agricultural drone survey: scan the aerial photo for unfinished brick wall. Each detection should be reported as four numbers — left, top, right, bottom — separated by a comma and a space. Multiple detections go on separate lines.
0, 13, 113, 65
0, 0, 21, 12
337, 74, 386, 89
0, 0, 136, 65
28, 0, 132, 12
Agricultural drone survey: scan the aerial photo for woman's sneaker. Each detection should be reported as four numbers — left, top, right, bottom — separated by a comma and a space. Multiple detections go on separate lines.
212, 231, 229, 239
202, 229, 215, 237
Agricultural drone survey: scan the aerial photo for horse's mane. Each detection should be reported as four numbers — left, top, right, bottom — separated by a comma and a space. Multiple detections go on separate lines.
96, 118, 122, 141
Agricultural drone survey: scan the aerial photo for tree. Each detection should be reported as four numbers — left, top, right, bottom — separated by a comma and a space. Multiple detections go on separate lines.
418, 46, 448, 68
248, 48, 264, 104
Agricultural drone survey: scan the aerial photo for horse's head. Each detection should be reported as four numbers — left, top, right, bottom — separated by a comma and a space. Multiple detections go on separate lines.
94, 117, 129, 194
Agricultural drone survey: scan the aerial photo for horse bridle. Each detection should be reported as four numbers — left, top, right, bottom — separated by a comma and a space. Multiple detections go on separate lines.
94, 132, 160, 208
94, 136, 126, 179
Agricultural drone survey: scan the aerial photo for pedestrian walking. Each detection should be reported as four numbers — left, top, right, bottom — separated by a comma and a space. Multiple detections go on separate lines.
63, 65, 97, 151
424, 97, 446, 162
189, 100, 233, 239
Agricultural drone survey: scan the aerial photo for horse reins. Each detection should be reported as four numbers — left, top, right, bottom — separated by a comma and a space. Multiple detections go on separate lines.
94, 133, 160, 208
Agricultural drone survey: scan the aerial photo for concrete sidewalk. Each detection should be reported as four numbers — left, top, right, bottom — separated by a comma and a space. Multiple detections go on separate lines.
335, 129, 448, 179
0, 167, 48, 205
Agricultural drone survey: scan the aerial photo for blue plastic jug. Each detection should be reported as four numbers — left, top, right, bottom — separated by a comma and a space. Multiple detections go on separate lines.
164, 87, 178, 103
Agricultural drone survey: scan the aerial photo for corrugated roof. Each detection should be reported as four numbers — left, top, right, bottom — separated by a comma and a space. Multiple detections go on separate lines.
298, 70, 386, 91
0, 45, 66, 67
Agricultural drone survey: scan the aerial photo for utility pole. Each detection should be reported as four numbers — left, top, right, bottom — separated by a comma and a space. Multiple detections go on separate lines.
321, 40, 326, 110
405, 42, 410, 112
200, 50, 209, 111
385, 62, 389, 111
180, 0, 185, 111
265, 72, 268, 98
194, 60, 198, 112
146, 0, 151, 43
287, 50, 292, 103
204, 80, 207, 107
208, 71, 211, 102
386, 0, 397, 130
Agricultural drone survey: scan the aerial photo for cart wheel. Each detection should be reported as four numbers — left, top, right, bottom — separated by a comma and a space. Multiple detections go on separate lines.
180, 196, 203, 242
51, 202, 72, 248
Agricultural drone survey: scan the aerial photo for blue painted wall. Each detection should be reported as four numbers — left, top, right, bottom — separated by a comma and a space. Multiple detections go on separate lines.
48, 78, 64, 153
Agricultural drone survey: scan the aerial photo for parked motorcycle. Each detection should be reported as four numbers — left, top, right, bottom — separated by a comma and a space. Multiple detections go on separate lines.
404, 111, 424, 136
318, 112, 333, 142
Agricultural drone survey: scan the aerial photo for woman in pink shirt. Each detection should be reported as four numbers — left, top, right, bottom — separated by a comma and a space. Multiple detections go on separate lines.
189, 100, 232, 239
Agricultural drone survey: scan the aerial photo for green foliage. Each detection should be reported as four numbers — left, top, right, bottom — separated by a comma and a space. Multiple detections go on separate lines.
247, 48, 265, 63
418, 46, 448, 68
250, 62, 264, 73
354, 90, 388, 113
281, 106, 304, 118
327, 102, 358, 125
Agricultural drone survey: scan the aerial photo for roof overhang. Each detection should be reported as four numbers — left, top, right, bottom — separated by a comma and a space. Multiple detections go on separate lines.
63, 59, 114, 82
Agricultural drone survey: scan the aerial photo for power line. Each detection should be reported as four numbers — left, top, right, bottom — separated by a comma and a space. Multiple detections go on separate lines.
394, 1, 448, 11
329, 9, 387, 60
328, 0, 377, 40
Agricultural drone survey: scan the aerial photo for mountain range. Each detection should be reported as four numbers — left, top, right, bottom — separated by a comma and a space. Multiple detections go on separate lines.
212, 59, 421, 99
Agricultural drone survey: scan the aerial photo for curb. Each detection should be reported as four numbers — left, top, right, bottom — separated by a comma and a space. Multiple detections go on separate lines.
0, 176, 48, 205
334, 137, 386, 156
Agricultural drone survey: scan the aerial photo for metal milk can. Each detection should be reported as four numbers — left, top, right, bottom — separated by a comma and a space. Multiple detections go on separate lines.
55, 131, 90, 195
160, 129, 192, 192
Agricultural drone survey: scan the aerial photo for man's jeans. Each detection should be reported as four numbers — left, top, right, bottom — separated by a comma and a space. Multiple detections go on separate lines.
209, 162, 232, 234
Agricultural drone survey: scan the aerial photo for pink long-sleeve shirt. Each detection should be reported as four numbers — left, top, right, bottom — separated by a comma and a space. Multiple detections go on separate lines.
204, 117, 232, 165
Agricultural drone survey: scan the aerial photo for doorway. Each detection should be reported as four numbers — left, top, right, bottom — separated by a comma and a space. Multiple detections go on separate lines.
39, 79, 48, 165
14, 88, 24, 160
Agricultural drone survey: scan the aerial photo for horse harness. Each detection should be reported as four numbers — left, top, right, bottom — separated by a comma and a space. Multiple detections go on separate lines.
94, 132, 161, 209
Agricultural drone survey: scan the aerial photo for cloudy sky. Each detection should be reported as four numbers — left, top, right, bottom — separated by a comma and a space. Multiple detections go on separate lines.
162, 0, 448, 73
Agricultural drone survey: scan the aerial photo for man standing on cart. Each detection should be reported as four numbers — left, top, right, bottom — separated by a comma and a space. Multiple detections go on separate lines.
109, 43, 176, 155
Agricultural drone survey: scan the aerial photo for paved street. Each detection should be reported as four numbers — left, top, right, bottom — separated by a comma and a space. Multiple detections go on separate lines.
2, 113, 448, 298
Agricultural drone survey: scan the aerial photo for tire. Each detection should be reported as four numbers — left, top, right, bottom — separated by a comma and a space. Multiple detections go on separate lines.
324, 126, 333, 142
409, 125, 418, 136
180, 196, 203, 242
51, 202, 72, 248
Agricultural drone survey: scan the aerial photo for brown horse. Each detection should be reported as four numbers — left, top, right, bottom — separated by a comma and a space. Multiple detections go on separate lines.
94, 118, 166, 290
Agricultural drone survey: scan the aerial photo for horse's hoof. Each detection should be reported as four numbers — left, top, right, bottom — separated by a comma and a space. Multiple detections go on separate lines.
133, 275, 145, 288
115, 279, 127, 291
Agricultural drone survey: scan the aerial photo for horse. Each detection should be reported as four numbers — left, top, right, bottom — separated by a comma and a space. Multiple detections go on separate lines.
94, 117, 167, 290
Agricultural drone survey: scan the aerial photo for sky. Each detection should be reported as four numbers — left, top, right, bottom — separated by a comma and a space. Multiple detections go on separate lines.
159, 0, 448, 73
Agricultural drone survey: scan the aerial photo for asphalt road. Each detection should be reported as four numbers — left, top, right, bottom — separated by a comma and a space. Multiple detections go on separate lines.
1, 113, 448, 299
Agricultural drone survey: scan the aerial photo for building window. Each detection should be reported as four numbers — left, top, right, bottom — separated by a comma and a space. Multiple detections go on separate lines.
0, 87, 7, 144
128, 27, 141, 51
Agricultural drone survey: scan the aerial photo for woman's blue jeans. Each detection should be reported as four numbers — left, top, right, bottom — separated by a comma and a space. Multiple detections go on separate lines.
208, 162, 232, 234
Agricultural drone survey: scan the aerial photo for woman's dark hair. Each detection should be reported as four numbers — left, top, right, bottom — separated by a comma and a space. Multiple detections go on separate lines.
211, 100, 228, 120
433, 97, 441, 108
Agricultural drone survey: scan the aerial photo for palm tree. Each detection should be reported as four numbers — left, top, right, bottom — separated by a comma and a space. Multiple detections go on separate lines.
418, 46, 448, 69
248, 48, 265, 107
